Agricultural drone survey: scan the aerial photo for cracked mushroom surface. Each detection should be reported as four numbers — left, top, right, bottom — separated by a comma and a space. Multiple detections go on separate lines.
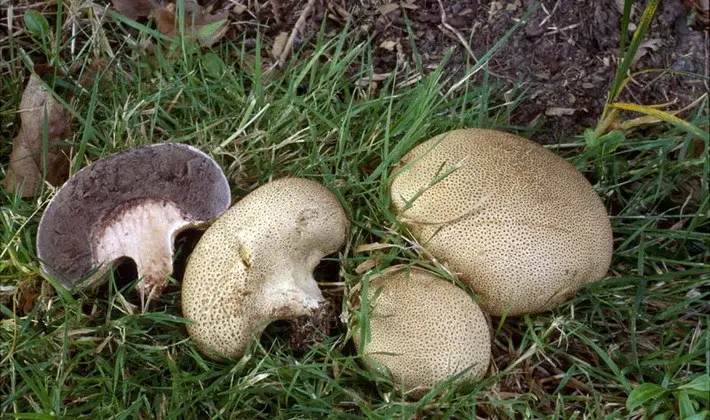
181, 177, 349, 360
389, 128, 613, 316
353, 267, 491, 398
36, 143, 231, 307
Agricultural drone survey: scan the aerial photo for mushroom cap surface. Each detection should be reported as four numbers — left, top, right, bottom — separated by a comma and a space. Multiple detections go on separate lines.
353, 267, 491, 398
36, 143, 231, 290
181, 177, 349, 360
389, 129, 613, 316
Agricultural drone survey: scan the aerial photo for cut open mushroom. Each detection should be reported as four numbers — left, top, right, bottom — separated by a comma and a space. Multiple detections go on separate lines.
352, 266, 491, 399
389, 129, 613, 316
36, 143, 231, 309
181, 177, 349, 360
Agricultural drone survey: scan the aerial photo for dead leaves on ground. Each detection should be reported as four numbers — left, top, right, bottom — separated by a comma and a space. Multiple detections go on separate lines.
2, 75, 71, 198
112, 0, 229, 47
112, 0, 158, 20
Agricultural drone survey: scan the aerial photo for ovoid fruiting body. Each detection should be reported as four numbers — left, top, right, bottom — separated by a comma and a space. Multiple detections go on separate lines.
353, 267, 491, 398
182, 178, 349, 360
389, 129, 613, 316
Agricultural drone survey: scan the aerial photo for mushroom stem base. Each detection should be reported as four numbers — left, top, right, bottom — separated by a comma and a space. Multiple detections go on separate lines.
92, 199, 193, 308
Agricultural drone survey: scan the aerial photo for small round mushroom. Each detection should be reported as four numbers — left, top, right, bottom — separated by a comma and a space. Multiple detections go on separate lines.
36, 143, 231, 308
181, 177, 349, 360
352, 266, 491, 398
389, 128, 613, 316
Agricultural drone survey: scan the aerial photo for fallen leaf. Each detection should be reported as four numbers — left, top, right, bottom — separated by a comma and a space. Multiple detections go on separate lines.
2, 75, 71, 197
545, 107, 576, 117
112, 0, 158, 20
632, 38, 663, 67
154, 2, 229, 47
355, 72, 393, 86
328, 3, 350, 19
232, 4, 248, 15
272, 32, 289, 59
379, 40, 398, 51
355, 258, 381, 274
354, 242, 396, 253
378, 3, 399, 15
154, 6, 175, 35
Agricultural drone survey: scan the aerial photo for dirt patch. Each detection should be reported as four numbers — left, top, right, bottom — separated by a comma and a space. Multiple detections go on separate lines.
3, 1, 704, 143
228, 0, 708, 143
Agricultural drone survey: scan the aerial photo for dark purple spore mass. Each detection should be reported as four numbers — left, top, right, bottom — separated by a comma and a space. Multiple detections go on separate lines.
36, 143, 230, 287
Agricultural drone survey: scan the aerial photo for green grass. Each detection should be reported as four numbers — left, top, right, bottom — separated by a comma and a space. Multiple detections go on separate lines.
1, 2, 709, 418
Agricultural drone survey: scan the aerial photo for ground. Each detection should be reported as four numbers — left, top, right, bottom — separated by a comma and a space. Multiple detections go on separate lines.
224, 0, 709, 143
0, 0, 709, 418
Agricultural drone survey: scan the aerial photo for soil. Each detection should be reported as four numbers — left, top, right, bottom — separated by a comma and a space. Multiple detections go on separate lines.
2, 0, 706, 144
227, 0, 708, 143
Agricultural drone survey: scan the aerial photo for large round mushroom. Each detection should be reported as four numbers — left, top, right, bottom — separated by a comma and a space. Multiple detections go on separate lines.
181, 177, 349, 361
389, 128, 613, 316
352, 266, 491, 398
36, 143, 231, 309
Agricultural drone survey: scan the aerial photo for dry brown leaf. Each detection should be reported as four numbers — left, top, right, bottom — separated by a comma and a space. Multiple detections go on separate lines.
2, 75, 70, 197
355, 72, 392, 86
154, 2, 229, 47
112, 0, 158, 20
545, 107, 576, 117
632, 38, 663, 67
328, 3, 350, 19
232, 4, 248, 15
377, 3, 399, 15
379, 40, 398, 51
354, 242, 395, 253
271, 32, 289, 59
154, 6, 175, 35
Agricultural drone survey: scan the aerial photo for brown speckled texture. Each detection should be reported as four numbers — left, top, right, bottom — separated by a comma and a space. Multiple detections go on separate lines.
36, 143, 231, 288
181, 178, 349, 360
390, 129, 613, 316
353, 267, 491, 398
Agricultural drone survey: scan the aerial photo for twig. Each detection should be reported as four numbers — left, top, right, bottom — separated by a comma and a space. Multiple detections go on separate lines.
270, 0, 283, 25
437, 0, 477, 64
539, 0, 560, 27
271, 0, 317, 70
544, 22, 581, 36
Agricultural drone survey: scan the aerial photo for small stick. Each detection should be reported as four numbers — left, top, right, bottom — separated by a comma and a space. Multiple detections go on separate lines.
539, 0, 560, 27
272, 0, 317, 70
438, 0, 478, 63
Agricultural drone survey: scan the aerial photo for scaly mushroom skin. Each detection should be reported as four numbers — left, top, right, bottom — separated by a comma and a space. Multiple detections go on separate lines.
353, 267, 491, 398
36, 143, 231, 308
389, 129, 613, 316
181, 178, 349, 360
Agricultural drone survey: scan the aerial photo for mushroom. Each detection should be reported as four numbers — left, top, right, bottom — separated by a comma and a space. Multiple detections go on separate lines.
181, 177, 349, 360
389, 128, 613, 316
352, 266, 491, 398
36, 143, 231, 308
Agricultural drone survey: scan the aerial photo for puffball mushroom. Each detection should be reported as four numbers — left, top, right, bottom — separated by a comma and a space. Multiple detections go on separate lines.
352, 267, 491, 398
181, 177, 349, 360
36, 143, 230, 309
389, 129, 613, 316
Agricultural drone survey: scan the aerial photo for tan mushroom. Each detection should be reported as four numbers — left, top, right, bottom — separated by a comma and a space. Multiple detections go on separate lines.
389, 128, 613, 316
352, 266, 491, 398
181, 177, 349, 360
